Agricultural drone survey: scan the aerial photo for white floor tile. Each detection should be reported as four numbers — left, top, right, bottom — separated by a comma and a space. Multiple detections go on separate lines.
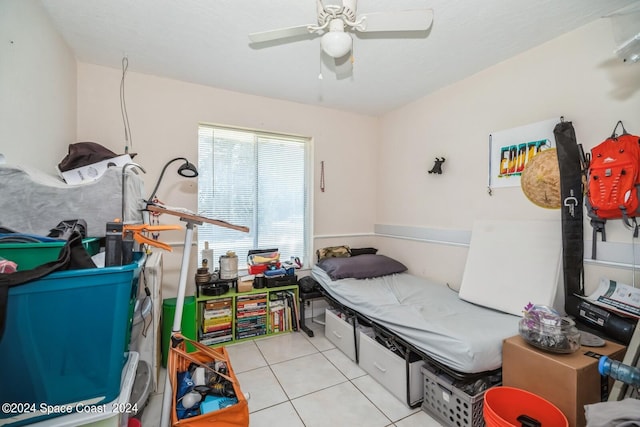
270, 352, 348, 399
322, 348, 367, 379
352, 375, 420, 422
157, 367, 167, 394
235, 366, 288, 413
302, 320, 336, 351
292, 381, 391, 427
225, 340, 267, 373
394, 409, 445, 427
249, 401, 305, 427
254, 332, 318, 364
140, 391, 163, 426
145, 317, 448, 427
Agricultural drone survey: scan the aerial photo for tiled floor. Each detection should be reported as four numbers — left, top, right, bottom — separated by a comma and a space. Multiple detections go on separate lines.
141, 321, 445, 426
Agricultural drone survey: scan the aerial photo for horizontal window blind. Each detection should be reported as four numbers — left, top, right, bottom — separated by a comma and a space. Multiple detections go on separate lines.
198, 124, 310, 271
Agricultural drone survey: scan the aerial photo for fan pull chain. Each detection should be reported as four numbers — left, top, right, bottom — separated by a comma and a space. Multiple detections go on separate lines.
320, 161, 325, 192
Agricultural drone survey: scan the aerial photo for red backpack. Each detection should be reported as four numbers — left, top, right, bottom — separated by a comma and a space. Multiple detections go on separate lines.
586, 121, 640, 253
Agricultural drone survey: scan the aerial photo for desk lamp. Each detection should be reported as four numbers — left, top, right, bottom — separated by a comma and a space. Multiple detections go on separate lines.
147, 157, 198, 203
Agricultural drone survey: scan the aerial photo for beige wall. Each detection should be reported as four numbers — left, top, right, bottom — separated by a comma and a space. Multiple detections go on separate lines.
77, 63, 379, 294
5, 4, 640, 300
0, 0, 76, 174
377, 18, 640, 293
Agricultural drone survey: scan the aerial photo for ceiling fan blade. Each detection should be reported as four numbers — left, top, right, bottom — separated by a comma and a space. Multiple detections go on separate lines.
249, 25, 314, 43
334, 53, 353, 80
342, 0, 357, 14
357, 8, 433, 32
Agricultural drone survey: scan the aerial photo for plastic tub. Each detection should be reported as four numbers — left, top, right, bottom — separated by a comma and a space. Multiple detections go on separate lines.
28, 352, 140, 427
519, 305, 580, 354
161, 296, 196, 367
484, 386, 568, 427
0, 254, 144, 426
0, 237, 100, 270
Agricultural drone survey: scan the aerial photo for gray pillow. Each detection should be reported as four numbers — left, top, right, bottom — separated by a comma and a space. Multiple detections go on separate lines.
317, 254, 407, 280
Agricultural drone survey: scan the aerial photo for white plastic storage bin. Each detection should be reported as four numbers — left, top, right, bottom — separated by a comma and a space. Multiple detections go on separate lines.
358, 331, 424, 407
31, 352, 140, 427
421, 363, 486, 427
324, 309, 357, 361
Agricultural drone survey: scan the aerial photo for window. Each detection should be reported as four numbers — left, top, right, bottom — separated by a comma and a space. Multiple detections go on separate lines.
197, 124, 311, 272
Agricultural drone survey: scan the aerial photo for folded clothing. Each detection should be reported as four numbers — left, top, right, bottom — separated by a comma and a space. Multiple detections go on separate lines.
0, 259, 17, 274
584, 398, 640, 427
248, 251, 279, 265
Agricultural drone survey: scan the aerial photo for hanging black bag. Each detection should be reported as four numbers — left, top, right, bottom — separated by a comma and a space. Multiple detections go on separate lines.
0, 231, 96, 339
554, 119, 585, 300
555, 120, 637, 344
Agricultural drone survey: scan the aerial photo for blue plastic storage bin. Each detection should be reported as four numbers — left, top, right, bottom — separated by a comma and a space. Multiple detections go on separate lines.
0, 254, 145, 426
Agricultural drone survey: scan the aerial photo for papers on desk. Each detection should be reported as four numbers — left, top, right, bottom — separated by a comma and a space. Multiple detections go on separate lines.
59, 154, 132, 185
578, 279, 640, 319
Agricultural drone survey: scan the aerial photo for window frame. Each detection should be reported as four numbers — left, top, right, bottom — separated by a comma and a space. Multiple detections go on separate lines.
197, 122, 313, 272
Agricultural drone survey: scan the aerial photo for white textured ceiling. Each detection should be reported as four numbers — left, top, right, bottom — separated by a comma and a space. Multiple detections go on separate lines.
40, 0, 636, 116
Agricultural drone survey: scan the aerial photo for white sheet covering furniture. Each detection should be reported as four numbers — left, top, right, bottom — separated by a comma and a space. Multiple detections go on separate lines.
459, 219, 563, 317
0, 165, 145, 237
311, 265, 520, 374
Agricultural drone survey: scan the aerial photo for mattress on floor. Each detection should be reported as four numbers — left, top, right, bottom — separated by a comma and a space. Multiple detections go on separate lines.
0, 164, 145, 237
311, 265, 519, 374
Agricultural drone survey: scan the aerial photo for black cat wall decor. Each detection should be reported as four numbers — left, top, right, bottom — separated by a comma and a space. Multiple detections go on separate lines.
428, 157, 446, 174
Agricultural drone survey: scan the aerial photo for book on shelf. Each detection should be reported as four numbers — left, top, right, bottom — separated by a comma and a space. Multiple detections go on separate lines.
201, 327, 233, 339
266, 289, 299, 333
203, 319, 231, 328
236, 318, 265, 327
204, 299, 232, 310
236, 309, 267, 318
203, 326, 231, 335
270, 309, 283, 333
202, 314, 233, 324
237, 298, 267, 306
200, 334, 233, 346
236, 330, 267, 340
237, 293, 267, 302
203, 309, 232, 319
285, 289, 300, 331
237, 304, 267, 312
236, 326, 266, 335
269, 300, 285, 310
236, 309, 266, 316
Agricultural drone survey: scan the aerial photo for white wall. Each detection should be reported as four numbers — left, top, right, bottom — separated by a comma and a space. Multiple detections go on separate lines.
76, 63, 379, 295
5, 4, 640, 302
0, 0, 76, 174
377, 18, 640, 294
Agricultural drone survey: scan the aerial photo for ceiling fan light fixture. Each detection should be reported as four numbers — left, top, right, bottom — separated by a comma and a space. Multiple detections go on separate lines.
321, 31, 352, 58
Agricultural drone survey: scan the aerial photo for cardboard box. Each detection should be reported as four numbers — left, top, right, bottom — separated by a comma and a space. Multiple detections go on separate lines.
238, 276, 254, 293
502, 335, 626, 427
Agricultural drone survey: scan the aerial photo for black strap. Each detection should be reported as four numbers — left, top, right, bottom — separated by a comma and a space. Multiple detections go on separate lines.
0, 231, 96, 339
554, 120, 585, 300
621, 210, 640, 238
590, 218, 607, 259
611, 120, 628, 138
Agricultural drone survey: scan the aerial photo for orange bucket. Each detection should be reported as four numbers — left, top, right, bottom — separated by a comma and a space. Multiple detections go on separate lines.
484, 386, 568, 427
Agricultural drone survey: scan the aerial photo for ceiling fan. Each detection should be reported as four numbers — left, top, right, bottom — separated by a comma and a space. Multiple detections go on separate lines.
248, 0, 434, 78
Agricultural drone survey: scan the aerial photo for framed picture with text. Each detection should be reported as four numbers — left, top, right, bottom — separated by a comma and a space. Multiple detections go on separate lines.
488, 117, 558, 193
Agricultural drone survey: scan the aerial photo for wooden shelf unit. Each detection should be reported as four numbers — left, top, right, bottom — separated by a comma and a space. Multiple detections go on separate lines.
195, 284, 299, 347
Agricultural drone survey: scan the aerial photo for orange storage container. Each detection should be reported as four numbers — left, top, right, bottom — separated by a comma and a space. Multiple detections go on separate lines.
484, 386, 568, 427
